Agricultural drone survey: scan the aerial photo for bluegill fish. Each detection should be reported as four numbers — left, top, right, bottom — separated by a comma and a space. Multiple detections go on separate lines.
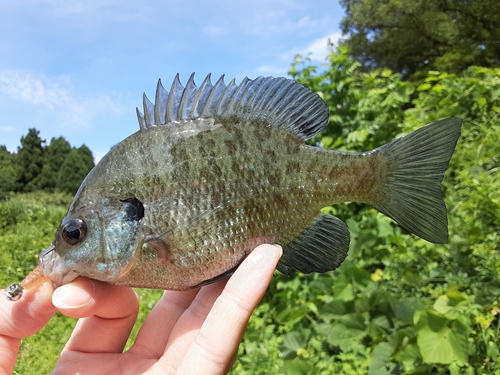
6, 74, 462, 299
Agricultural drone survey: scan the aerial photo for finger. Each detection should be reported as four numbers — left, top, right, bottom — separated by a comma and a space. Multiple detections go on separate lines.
176, 244, 282, 374
53, 278, 139, 354
130, 288, 199, 359
0, 279, 56, 374
159, 280, 227, 371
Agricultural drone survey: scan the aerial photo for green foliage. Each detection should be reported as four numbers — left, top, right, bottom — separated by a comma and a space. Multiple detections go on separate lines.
0, 192, 75, 375
0, 146, 20, 200
289, 47, 414, 152
16, 128, 45, 192
57, 149, 90, 194
339, 0, 500, 79
0, 192, 72, 285
35, 137, 72, 192
0, 129, 95, 198
407, 66, 500, 126
77, 144, 95, 172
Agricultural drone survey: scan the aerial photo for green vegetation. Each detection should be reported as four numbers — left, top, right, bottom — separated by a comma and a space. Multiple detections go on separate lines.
0, 192, 75, 374
1, 29, 499, 375
339, 0, 500, 79
0, 129, 94, 199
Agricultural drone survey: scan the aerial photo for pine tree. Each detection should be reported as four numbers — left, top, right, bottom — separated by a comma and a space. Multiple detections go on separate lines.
35, 137, 72, 192
0, 146, 20, 199
56, 149, 89, 195
17, 128, 45, 192
77, 144, 95, 173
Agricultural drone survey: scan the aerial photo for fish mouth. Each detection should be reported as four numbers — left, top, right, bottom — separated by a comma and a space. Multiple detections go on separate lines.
38, 244, 79, 286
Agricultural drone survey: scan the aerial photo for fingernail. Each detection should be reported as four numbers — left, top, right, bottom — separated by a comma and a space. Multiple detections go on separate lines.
53, 279, 95, 309
273, 244, 283, 256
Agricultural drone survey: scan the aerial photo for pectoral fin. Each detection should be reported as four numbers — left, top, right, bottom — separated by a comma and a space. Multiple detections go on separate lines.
143, 236, 172, 263
278, 214, 350, 275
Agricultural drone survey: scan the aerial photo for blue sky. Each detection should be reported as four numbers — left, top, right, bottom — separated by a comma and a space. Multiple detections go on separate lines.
0, 0, 344, 162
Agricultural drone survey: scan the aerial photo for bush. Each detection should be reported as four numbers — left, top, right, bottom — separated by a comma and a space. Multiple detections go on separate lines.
0, 192, 75, 374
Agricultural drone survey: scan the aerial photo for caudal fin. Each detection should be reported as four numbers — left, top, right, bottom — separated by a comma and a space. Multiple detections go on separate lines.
372, 118, 462, 244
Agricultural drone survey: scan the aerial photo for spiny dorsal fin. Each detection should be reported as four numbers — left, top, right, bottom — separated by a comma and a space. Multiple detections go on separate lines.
136, 73, 329, 140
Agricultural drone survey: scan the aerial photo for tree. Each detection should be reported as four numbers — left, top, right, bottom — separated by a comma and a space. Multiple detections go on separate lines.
0, 146, 19, 199
35, 137, 72, 192
339, 0, 500, 79
17, 128, 45, 192
10, 130, 94, 195
76, 144, 95, 172
56, 149, 89, 195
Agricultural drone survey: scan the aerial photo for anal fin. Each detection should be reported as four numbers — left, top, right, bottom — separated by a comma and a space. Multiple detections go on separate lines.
278, 213, 350, 275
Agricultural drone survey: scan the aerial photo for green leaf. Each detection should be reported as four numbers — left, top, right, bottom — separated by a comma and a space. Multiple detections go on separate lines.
414, 310, 468, 364
276, 305, 308, 322
327, 322, 366, 351
369, 342, 396, 375
318, 299, 346, 321
332, 276, 355, 302
396, 343, 422, 371
417, 83, 432, 91
376, 218, 394, 237
340, 313, 366, 330
433, 292, 468, 315
448, 361, 460, 375
487, 340, 499, 361
280, 331, 308, 359
390, 298, 424, 323
280, 359, 317, 375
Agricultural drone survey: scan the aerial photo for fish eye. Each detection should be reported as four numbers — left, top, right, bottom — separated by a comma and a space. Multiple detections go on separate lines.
62, 219, 87, 246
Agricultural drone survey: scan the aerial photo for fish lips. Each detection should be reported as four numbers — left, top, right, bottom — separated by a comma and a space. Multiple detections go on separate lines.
38, 244, 79, 286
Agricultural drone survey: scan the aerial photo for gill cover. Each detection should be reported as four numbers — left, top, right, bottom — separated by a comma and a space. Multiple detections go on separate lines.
38, 197, 144, 286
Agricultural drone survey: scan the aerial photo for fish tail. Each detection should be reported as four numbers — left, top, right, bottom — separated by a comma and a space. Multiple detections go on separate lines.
372, 118, 462, 244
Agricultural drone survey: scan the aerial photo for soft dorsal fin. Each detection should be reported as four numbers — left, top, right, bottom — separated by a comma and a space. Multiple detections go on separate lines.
136, 73, 329, 140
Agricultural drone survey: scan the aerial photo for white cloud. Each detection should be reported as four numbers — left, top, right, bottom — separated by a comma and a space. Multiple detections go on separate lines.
0, 71, 122, 129
298, 31, 343, 62
256, 31, 343, 76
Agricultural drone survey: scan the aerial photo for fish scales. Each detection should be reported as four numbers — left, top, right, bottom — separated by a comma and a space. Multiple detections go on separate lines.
5, 73, 462, 299
56, 120, 384, 289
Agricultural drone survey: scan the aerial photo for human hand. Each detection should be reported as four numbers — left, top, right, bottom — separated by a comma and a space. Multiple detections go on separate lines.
0, 244, 282, 374
0, 274, 56, 374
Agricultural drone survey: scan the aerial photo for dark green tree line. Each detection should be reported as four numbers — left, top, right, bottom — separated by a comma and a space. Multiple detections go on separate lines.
35, 137, 72, 192
57, 149, 90, 194
0, 128, 95, 198
0, 146, 20, 198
